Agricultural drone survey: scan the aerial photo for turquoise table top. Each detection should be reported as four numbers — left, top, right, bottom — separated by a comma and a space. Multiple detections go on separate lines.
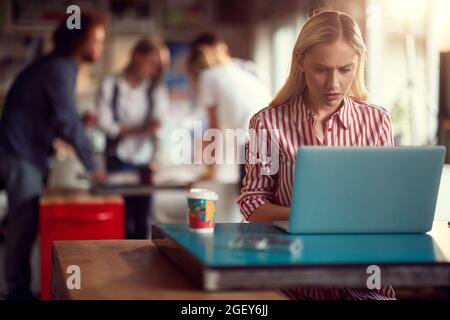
154, 223, 448, 268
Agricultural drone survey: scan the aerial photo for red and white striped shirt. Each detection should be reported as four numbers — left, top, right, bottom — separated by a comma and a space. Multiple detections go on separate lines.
237, 94, 395, 300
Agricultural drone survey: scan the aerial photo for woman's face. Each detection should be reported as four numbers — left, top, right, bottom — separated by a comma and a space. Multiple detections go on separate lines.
132, 51, 161, 81
299, 38, 358, 110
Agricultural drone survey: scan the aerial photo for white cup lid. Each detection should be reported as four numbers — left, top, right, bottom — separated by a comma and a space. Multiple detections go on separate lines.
187, 188, 218, 201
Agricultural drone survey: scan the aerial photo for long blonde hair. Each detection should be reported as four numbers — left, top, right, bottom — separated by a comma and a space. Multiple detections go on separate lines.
128, 36, 170, 88
270, 10, 368, 106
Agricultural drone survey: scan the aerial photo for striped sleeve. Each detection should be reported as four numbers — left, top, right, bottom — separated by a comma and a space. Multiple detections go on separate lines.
237, 112, 278, 220
378, 110, 394, 146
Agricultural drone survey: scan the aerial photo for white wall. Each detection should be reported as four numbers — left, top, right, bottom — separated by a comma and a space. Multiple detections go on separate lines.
366, 0, 439, 145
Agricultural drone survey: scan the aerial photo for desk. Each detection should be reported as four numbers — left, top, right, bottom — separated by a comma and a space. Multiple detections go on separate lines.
51, 240, 287, 300
91, 169, 193, 196
152, 222, 450, 291
51, 222, 450, 300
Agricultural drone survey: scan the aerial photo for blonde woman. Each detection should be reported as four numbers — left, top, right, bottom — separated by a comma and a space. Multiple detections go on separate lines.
98, 37, 170, 239
237, 10, 395, 300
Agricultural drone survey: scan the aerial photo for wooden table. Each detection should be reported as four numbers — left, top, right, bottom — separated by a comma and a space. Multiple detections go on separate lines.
51, 222, 450, 300
51, 240, 287, 300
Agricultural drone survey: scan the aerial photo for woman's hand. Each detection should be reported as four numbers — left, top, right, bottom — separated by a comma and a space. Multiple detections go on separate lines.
92, 169, 108, 184
118, 119, 161, 138
148, 160, 160, 172
144, 119, 161, 134
247, 203, 290, 223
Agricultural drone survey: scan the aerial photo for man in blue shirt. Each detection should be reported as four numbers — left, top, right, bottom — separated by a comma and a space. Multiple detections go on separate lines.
0, 11, 107, 300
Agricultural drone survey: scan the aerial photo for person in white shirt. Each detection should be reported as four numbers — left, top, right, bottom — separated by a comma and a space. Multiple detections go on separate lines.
187, 32, 271, 185
97, 37, 170, 239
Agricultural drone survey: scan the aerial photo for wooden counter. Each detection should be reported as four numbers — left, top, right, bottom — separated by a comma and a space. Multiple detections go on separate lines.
41, 188, 123, 205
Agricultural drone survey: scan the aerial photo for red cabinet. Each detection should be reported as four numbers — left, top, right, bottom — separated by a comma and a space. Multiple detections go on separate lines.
40, 192, 124, 300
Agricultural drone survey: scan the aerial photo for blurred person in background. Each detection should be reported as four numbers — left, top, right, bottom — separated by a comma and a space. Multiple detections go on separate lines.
187, 32, 271, 187
0, 11, 108, 300
97, 37, 170, 239
190, 32, 262, 80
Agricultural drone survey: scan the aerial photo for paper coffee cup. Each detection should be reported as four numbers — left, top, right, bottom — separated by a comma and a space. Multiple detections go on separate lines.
187, 188, 218, 233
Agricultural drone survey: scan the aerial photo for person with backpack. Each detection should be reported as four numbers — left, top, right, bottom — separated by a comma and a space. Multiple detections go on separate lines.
97, 37, 170, 239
